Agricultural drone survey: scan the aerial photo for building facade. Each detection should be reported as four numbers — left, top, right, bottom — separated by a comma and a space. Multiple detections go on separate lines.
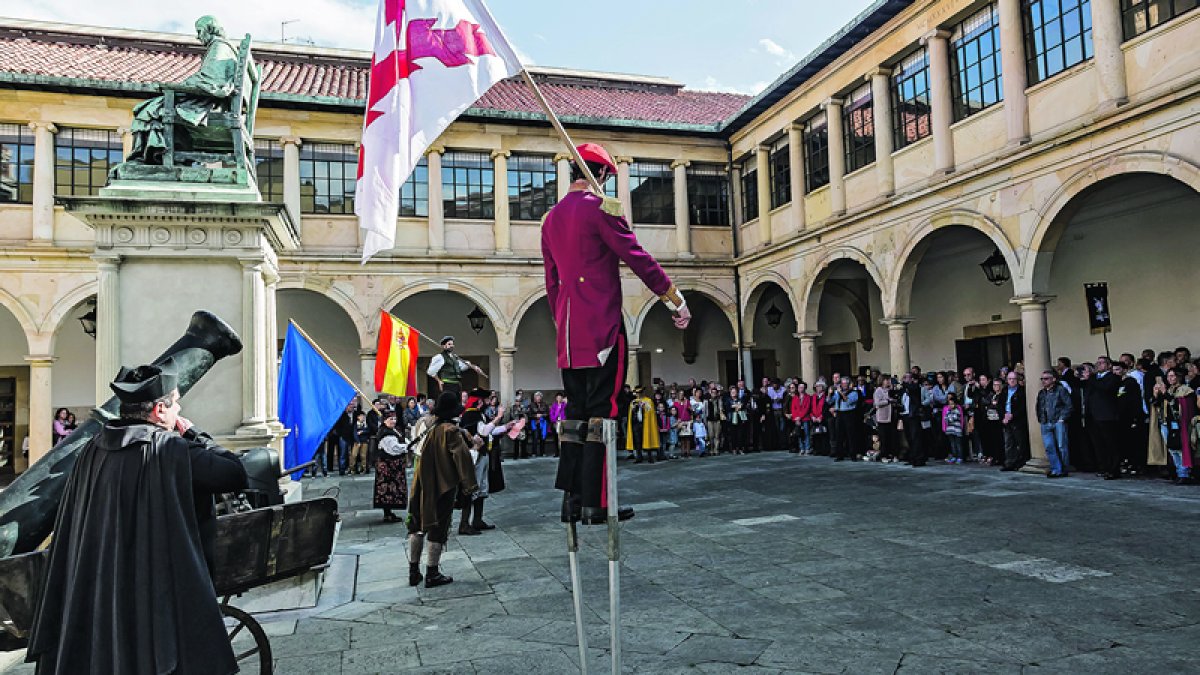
0, 0, 1197, 472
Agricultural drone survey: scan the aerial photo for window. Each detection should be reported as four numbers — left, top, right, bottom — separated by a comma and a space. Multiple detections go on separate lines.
892, 48, 932, 149
507, 154, 556, 221
442, 151, 494, 219
951, 3, 1004, 121
843, 83, 876, 172
0, 123, 35, 203
628, 161, 673, 224
686, 163, 729, 226
803, 113, 830, 192
54, 127, 122, 197
1121, 0, 1197, 39
399, 157, 428, 217
768, 138, 791, 208
741, 161, 759, 222
1023, 0, 1093, 85
300, 142, 357, 214
253, 139, 284, 203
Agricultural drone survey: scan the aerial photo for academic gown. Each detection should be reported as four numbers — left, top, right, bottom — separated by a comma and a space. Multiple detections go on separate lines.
27, 419, 247, 675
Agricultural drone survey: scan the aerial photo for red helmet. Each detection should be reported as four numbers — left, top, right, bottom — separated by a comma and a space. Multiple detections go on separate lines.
576, 143, 617, 175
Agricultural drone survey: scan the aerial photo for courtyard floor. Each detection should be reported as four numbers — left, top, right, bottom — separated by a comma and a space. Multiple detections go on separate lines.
4, 453, 1200, 674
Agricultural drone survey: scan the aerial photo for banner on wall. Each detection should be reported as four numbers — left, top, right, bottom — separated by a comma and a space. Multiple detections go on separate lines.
1084, 282, 1112, 334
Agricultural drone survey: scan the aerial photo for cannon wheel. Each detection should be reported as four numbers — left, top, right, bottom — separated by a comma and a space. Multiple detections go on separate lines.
221, 604, 272, 675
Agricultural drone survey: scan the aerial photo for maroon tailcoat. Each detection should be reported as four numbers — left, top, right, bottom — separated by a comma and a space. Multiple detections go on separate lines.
542, 190, 672, 369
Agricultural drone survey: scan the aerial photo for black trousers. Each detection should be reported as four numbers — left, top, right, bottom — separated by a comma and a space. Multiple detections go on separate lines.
556, 332, 627, 510
1089, 419, 1121, 475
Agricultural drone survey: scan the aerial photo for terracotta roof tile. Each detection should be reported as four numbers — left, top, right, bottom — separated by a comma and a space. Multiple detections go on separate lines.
0, 31, 747, 128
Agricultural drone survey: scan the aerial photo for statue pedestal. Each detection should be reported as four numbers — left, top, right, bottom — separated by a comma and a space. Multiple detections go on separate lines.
61, 188, 299, 451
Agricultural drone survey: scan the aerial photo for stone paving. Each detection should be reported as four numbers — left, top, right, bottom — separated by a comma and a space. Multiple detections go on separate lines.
4, 453, 1200, 674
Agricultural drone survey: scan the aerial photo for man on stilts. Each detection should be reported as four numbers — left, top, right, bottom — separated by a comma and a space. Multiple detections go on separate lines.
427, 336, 484, 395
541, 142, 691, 672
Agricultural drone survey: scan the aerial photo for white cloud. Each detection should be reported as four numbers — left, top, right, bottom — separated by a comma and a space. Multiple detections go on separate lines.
758, 38, 794, 61
699, 76, 768, 96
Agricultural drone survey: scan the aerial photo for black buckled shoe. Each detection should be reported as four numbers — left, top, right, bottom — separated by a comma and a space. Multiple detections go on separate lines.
425, 568, 453, 588
408, 563, 423, 587
580, 505, 635, 525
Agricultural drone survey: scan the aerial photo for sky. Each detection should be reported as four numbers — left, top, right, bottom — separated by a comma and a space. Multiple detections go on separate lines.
5, 0, 879, 95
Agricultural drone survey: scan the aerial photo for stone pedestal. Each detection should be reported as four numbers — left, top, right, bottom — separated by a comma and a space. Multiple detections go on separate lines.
61, 186, 299, 451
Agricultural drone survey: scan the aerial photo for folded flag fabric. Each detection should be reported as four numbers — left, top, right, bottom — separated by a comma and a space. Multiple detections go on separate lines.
376, 311, 420, 396
278, 323, 357, 478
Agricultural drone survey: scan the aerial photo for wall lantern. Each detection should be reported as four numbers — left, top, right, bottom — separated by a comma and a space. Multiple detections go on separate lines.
466, 306, 488, 334
78, 304, 97, 339
764, 303, 783, 329
979, 247, 1011, 286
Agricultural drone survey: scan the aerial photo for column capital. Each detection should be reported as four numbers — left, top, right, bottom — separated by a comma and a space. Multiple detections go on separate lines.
238, 255, 266, 270
669, 159, 690, 170
788, 121, 805, 134
614, 155, 634, 165
425, 145, 445, 156
626, 344, 642, 353
24, 354, 56, 366
1010, 294, 1056, 308
116, 126, 132, 137
279, 135, 302, 147
821, 97, 845, 111
755, 143, 772, 154
793, 331, 822, 340
865, 66, 893, 80
920, 28, 952, 45
490, 149, 511, 160
91, 252, 122, 267
553, 152, 573, 163
27, 121, 58, 134
879, 316, 914, 327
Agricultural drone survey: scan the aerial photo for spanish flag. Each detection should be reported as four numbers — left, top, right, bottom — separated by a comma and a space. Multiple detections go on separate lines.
374, 311, 420, 396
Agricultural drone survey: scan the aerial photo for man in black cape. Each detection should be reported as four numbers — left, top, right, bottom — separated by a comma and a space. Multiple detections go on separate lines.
26, 359, 248, 675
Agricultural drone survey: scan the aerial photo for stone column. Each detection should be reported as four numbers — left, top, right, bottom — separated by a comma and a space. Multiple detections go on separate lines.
491, 149, 512, 255
615, 156, 633, 222
426, 146, 445, 253
25, 355, 54, 464
360, 349, 377, 396
867, 69, 895, 196
555, 153, 572, 200
28, 121, 58, 243
797, 332, 821, 386
822, 98, 847, 215
741, 343, 756, 384
730, 165, 744, 227
118, 127, 134, 160
755, 144, 772, 245
880, 317, 912, 374
671, 159, 693, 258
922, 30, 955, 173
626, 345, 641, 387
1013, 294, 1055, 470
239, 258, 269, 431
263, 266, 281, 428
280, 135, 303, 228
787, 123, 806, 230
93, 254, 121, 405
998, 0, 1030, 145
497, 347, 516, 405
1090, 0, 1128, 109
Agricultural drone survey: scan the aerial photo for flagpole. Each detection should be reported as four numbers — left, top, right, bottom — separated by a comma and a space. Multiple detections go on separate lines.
387, 316, 490, 382
288, 319, 374, 403
519, 69, 604, 195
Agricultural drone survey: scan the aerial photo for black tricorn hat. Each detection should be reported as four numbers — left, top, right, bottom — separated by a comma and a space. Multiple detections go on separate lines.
110, 358, 180, 404
468, 387, 491, 400
432, 391, 463, 421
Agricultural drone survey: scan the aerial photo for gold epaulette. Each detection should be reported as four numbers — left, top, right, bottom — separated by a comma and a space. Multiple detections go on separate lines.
540, 212, 550, 227
600, 196, 624, 218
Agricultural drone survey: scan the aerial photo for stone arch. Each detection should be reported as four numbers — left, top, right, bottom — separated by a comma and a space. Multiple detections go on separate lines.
383, 278, 510, 339
798, 246, 888, 333
511, 287, 635, 341
41, 280, 99, 349
742, 270, 800, 345
0, 287, 37, 353
630, 280, 737, 346
890, 209, 1016, 318
277, 278, 371, 349
1025, 151, 1200, 293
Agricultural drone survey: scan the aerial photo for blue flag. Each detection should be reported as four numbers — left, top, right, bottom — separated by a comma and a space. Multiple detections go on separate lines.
278, 323, 357, 479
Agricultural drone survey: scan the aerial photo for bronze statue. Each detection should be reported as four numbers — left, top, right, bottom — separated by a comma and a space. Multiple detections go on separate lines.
126, 16, 240, 165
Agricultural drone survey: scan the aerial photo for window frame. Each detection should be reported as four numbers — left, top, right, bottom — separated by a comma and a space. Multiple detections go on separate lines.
1023, 0, 1094, 86
507, 153, 557, 221
686, 162, 730, 227
54, 126, 123, 197
0, 123, 36, 204
1120, 0, 1198, 39
299, 141, 358, 215
399, 157, 429, 218
950, 3, 1005, 122
843, 83, 876, 173
628, 160, 674, 225
740, 161, 759, 223
441, 150, 495, 220
768, 138, 791, 209
253, 139, 285, 204
803, 112, 830, 193
891, 47, 933, 149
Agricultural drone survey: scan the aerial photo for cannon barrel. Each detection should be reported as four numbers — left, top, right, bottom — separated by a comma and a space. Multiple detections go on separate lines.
0, 310, 242, 557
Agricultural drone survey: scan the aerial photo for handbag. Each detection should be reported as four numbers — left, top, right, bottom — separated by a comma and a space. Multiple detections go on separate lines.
986, 408, 1000, 422
1167, 421, 1183, 450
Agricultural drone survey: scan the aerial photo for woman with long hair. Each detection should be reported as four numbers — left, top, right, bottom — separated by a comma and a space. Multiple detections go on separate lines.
52, 408, 70, 446
373, 411, 408, 522
1149, 368, 1196, 484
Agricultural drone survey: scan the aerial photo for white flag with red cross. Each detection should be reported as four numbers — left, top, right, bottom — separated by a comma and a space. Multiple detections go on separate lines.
356, 0, 523, 262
